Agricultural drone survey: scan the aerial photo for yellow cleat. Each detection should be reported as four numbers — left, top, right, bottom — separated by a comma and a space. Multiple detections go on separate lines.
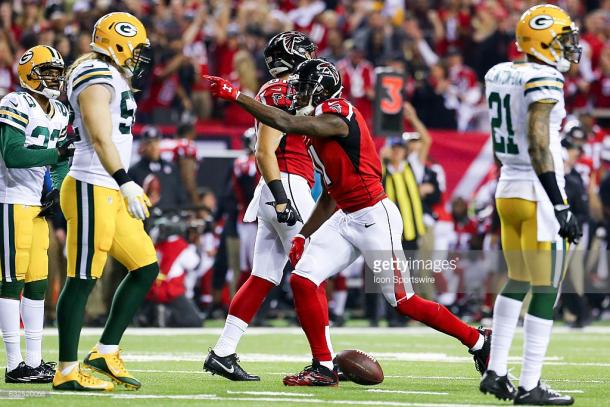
83, 347, 141, 390
52, 364, 114, 391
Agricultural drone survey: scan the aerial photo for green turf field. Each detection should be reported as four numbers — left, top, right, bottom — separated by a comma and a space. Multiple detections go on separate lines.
1, 325, 609, 406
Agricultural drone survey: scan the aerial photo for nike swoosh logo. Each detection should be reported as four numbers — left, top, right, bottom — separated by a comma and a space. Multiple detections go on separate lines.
364, 223, 375, 228
9, 100, 17, 107
213, 358, 234, 374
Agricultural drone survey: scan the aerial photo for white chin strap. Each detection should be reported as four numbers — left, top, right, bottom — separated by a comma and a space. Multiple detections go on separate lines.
529, 47, 570, 72
556, 58, 571, 72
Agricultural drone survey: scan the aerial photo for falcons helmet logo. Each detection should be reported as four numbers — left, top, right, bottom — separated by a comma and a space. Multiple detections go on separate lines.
317, 63, 340, 85
281, 33, 308, 57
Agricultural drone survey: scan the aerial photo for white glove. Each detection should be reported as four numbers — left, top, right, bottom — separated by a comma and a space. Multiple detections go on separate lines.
119, 181, 151, 220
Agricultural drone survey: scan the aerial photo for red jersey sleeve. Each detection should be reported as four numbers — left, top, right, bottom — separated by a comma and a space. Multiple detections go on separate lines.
314, 98, 354, 119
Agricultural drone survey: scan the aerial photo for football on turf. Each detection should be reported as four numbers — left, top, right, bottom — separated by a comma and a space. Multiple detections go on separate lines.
335, 349, 384, 385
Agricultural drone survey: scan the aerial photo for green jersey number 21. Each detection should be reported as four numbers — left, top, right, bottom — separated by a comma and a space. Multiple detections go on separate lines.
489, 91, 519, 155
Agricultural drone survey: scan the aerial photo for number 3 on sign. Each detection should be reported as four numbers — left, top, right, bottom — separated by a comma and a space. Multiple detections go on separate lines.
380, 76, 404, 115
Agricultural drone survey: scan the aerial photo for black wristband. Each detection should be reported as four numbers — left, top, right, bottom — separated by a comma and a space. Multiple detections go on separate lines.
267, 179, 288, 204
537, 171, 564, 206
112, 169, 131, 186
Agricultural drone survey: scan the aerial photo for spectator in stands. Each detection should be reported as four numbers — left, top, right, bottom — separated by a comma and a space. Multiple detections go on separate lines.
224, 50, 259, 126
381, 103, 431, 250
174, 123, 200, 205
337, 43, 375, 127
564, 63, 591, 113
411, 63, 457, 129
467, 2, 512, 81
141, 217, 203, 327
592, 45, 610, 127
445, 47, 484, 131
138, 38, 192, 124
0, 30, 14, 97
129, 126, 189, 211
319, 28, 345, 64
562, 138, 591, 327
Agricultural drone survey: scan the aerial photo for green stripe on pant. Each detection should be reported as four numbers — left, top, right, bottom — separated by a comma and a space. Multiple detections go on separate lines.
85, 183, 95, 279
8, 204, 15, 281
75, 181, 83, 278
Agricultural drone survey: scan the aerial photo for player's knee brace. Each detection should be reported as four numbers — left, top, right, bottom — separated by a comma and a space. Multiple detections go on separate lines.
0, 280, 25, 300
23, 279, 48, 301
528, 286, 558, 320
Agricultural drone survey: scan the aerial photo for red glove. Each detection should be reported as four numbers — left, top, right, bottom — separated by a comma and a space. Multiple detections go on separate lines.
202, 75, 240, 101
289, 234, 306, 268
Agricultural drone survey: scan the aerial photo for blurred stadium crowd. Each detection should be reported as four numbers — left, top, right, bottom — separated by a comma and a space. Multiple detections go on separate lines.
2, 0, 610, 328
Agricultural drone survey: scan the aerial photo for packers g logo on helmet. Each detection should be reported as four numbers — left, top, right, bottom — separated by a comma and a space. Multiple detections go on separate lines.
529, 15, 554, 30
90, 12, 151, 77
17, 45, 65, 100
19, 51, 33, 65
115, 22, 138, 37
516, 4, 582, 72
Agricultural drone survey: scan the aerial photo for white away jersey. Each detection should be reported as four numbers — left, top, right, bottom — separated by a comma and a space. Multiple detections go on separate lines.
67, 59, 136, 189
485, 61, 566, 202
0, 92, 69, 205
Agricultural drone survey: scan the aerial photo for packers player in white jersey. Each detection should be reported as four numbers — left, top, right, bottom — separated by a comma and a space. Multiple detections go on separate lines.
52, 12, 159, 392
0, 45, 73, 384
479, 5, 581, 405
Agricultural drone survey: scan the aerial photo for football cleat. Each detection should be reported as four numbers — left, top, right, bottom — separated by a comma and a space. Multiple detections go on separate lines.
83, 347, 141, 389
39, 360, 57, 377
332, 357, 349, 382
5, 362, 35, 383
514, 381, 574, 405
204, 350, 260, 381
469, 326, 492, 375
52, 364, 114, 391
283, 360, 339, 387
479, 370, 517, 401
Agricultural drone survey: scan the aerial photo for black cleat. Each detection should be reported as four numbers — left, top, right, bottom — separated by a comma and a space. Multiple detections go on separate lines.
37, 360, 57, 381
5, 361, 53, 384
204, 350, 260, 381
514, 381, 574, 405
469, 326, 492, 375
283, 360, 338, 386
479, 370, 517, 401
332, 357, 349, 382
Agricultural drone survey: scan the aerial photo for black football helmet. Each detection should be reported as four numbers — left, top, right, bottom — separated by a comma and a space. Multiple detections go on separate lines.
288, 59, 343, 116
264, 31, 317, 78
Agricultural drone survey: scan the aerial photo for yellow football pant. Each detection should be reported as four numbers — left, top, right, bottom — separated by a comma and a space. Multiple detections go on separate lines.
61, 176, 157, 279
0, 203, 48, 283
496, 197, 567, 287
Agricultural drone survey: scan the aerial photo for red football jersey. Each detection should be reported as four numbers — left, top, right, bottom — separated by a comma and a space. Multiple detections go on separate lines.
308, 98, 387, 212
255, 79, 314, 186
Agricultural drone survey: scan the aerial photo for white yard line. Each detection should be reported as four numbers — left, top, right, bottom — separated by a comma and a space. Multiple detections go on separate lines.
37, 326, 610, 336
367, 389, 448, 395
226, 391, 313, 397
269, 373, 609, 384
33, 391, 503, 407
121, 351, 610, 368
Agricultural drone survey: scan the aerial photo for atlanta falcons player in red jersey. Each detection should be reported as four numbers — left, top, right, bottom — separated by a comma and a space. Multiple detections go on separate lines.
204, 59, 490, 386
204, 32, 332, 381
